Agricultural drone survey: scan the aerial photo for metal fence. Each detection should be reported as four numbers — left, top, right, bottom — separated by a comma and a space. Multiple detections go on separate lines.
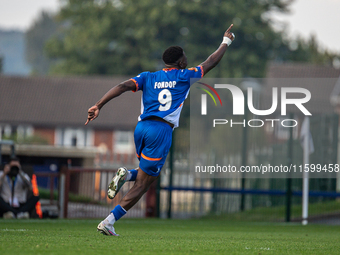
158, 113, 340, 222
32, 113, 340, 222
60, 167, 147, 218
35, 167, 147, 219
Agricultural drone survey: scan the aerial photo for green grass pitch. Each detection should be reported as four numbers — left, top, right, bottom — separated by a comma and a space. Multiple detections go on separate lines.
1, 218, 339, 255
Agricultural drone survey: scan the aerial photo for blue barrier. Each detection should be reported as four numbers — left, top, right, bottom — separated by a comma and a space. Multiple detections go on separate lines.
161, 186, 340, 198
34, 165, 59, 190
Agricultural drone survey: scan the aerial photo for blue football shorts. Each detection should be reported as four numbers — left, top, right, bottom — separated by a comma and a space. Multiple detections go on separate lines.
134, 119, 173, 176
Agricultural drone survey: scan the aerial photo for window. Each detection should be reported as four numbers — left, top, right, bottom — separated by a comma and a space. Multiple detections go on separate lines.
55, 128, 94, 147
0, 124, 33, 141
114, 131, 134, 153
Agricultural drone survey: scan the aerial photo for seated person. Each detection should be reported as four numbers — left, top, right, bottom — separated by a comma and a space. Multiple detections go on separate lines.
0, 157, 39, 219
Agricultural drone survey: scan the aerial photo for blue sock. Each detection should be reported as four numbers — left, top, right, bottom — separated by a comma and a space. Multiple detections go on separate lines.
111, 205, 127, 221
129, 169, 138, 181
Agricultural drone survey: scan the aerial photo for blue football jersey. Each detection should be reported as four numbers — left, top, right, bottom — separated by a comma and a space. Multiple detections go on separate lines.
130, 66, 204, 128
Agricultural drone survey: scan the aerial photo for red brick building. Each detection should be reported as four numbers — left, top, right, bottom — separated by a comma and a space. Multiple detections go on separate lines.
0, 75, 141, 167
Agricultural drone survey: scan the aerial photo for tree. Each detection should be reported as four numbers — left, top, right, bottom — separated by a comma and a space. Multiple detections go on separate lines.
25, 11, 59, 75
45, 0, 293, 77
274, 34, 340, 67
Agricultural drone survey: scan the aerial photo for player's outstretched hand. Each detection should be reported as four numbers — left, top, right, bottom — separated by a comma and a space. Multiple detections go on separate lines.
224, 24, 235, 41
85, 105, 100, 125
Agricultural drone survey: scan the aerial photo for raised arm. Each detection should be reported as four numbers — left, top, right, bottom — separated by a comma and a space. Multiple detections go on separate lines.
0, 165, 9, 188
200, 24, 235, 75
85, 79, 136, 125
18, 170, 32, 190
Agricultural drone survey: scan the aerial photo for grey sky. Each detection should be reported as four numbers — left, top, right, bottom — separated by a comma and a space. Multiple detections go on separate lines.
0, 0, 59, 30
0, 0, 339, 52
273, 0, 340, 52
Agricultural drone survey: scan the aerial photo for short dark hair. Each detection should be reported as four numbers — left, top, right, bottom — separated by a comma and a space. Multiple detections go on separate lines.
10, 156, 20, 162
162, 46, 184, 64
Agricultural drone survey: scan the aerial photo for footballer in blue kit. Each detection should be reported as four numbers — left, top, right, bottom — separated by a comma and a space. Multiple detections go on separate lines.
131, 63, 204, 177
85, 24, 235, 236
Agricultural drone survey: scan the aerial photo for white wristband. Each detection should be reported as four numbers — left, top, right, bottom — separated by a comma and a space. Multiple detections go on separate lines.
222, 37, 232, 46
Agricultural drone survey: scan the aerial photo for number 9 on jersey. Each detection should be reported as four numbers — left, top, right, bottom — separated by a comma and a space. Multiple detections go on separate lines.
158, 89, 172, 111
